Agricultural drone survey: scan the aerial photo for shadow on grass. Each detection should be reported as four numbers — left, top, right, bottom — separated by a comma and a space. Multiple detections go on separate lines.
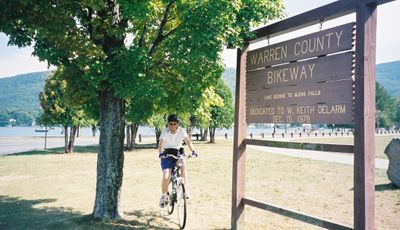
349, 183, 399, 191
10, 144, 165, 156
375, 183, 399, 191
9, 145, 99, 156
0, 196, 178, 229
130, 143, 157, 150
9, 140, 220, 156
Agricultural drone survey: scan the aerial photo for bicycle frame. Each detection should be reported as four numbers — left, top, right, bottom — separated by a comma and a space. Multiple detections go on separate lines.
164, 154, 188, 229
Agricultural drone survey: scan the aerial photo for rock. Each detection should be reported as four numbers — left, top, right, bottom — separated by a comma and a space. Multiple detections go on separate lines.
384, 138, 400, 187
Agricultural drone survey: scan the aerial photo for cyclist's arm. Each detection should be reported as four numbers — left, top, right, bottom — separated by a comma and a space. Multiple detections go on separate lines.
183, 136, 195, 153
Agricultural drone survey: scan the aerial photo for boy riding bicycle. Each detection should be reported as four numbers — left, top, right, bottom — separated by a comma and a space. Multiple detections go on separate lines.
158, 114, 198, 208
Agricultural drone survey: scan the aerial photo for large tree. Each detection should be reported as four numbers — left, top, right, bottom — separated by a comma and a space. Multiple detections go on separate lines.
0, 0, 283, 219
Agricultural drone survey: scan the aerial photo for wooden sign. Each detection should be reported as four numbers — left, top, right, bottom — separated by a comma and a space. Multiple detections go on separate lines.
246, 22, 355, 71
246, 52, 354, 90
247, 79, 354, 107
247, 102, 353, 124
245, 23, 355, 124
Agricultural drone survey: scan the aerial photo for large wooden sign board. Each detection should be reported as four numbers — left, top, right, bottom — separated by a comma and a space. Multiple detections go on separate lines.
231, 1, 387, 229
245, 23, 355, 124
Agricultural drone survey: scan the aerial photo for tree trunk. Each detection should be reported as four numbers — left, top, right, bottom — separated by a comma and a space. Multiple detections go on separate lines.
67, 125, 77, 153
126, 125, 131, 149
92, 125, 97, 137
64, 125, 69, 153
76, 126, 80, 138
201, 127, 208, 141
93, 90, 125, 220
131, 124, 139, 149
209, 127, 216, 143
155, 127, 162, 147
186, 127, 192, 139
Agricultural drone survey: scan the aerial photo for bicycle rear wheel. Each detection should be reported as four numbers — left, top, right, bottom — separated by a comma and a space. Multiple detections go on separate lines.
176, 183, 187, 229
167, 180, 174, 215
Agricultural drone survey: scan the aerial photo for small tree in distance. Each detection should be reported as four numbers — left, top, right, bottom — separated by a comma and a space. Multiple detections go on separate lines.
39, 68, 96, 153
209, 79, 234, 143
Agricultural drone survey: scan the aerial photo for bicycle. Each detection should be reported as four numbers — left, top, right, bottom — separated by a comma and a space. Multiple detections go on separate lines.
161, 152, 195, 229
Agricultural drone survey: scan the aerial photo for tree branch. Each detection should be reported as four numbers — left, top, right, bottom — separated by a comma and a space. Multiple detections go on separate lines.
138, 23, 147, 48
86, 7, 94, 40
148, 0, 175, 56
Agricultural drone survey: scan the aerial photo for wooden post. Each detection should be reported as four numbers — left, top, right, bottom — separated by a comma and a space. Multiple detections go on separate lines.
354, 2, 377, 230
231, 44, 248, 230
44, 127, 48, 150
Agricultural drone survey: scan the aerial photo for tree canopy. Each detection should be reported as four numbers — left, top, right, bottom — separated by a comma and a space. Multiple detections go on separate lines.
0, 0, 284, 220
376, 82, 398, 129
39, 68, 97, 152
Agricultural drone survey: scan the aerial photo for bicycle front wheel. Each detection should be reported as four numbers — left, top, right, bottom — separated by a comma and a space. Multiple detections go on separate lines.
176, 183, 187, 229
167, 180, 174, 215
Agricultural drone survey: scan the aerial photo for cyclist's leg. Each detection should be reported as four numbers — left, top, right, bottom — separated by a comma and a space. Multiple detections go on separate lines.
160, 157, 175, 207
161, 168, 172, 194
161, 157, 176, 193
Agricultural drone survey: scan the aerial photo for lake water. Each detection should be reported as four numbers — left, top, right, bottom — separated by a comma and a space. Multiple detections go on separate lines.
0, 126, 161, 138
0, 125, 299, 138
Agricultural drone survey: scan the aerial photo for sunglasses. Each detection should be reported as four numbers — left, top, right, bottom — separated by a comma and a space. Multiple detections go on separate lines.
168, 123, 178, 126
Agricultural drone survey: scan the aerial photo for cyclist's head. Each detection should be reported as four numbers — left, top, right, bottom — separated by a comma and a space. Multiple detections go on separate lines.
167, 114, 180, 124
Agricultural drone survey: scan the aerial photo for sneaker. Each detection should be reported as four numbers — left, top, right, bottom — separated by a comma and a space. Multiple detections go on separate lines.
159, 193, 168, 208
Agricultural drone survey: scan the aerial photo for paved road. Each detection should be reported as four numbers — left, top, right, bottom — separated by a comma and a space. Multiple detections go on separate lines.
1, 137, 390, 170
0, 136, 99, 156
248, 145, 389, 169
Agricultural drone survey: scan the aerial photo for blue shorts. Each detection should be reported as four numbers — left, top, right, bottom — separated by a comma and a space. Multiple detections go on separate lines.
161, 157, 177, 170
161, 148, 184, 170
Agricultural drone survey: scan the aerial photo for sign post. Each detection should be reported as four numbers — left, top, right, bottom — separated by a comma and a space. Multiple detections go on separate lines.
231, 44, 248, 230
35, 127, 49, 150
354, 3, 377, 229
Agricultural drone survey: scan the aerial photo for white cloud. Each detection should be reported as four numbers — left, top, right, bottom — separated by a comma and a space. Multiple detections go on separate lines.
0, 48, 53, 78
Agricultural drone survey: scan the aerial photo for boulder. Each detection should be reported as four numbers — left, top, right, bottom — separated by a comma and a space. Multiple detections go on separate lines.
384, 138, 400, 187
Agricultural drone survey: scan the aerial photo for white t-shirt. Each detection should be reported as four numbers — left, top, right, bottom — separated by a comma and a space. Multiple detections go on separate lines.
160, 127, 188, 149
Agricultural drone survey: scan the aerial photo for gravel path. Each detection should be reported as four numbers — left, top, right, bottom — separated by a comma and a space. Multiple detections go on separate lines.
1, 136, 389, 170
248, 145, 389, 169
0, 136, 99, 156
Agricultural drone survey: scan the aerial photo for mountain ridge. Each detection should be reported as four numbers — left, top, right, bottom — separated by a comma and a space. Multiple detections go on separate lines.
0, 60, 399, 126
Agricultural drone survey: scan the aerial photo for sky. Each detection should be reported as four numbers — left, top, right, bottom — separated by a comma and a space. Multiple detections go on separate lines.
0, 0, 399, 78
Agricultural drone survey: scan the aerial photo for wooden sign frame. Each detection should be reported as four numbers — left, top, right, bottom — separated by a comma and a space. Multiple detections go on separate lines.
231, 0, 393, 229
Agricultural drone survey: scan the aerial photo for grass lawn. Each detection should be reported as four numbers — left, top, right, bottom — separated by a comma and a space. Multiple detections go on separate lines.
0, 138, 399, 229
